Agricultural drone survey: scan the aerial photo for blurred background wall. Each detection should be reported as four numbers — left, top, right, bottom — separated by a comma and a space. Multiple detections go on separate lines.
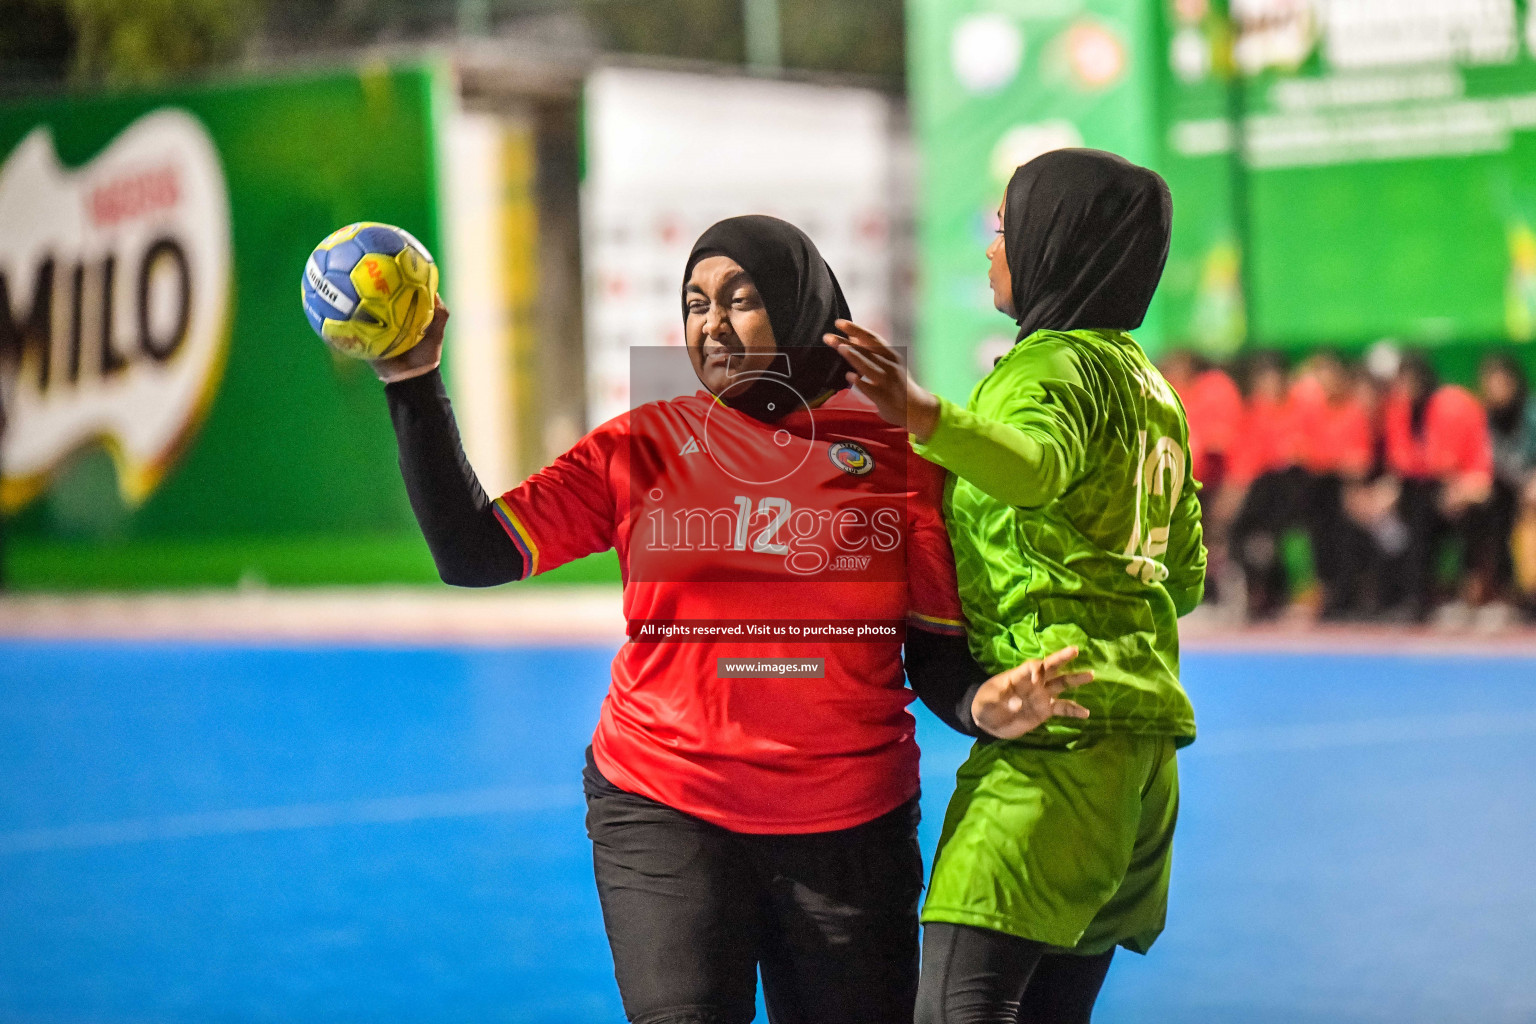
3, 0, 1536, 591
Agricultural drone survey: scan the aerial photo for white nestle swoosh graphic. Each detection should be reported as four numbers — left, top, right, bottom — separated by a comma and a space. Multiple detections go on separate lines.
0, 784, 580, 856
0, 108, 231, 509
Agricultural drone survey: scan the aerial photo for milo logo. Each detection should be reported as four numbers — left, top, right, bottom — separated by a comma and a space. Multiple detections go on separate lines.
0, 108, 231, 510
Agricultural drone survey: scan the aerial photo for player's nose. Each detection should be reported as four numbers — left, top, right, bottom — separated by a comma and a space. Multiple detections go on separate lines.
704, 308, 734, 342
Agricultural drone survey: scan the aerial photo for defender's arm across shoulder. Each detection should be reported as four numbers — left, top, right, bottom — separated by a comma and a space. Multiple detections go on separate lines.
913, 338, 1098, 509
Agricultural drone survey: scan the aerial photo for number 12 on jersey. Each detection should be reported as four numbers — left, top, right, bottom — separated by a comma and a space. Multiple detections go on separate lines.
1123, 429, 1187, 585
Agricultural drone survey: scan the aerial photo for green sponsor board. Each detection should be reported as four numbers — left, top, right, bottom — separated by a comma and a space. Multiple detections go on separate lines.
1212, 1, 1536, 349
1150, 0, 1245, 357
0, 65, 449, 589
909, 0, 1171, 402
913, 0, 1536, 388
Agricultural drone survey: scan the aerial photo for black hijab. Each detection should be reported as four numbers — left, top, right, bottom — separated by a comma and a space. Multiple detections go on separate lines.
684, 215, 852, 422
1003, 149, 1173, 342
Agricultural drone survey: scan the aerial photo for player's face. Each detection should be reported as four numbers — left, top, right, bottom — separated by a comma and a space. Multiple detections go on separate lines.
986, 198, 1015, 317
685, 256, 779, 396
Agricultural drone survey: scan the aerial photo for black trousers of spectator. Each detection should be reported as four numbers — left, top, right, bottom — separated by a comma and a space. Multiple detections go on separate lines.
1229, 467, 1307, 619
583, 748, 923, 1024
1465, 479, 1518, 601
1305, 472, 1375, 619
1396, 478, 1451, 621
915, 922, 1116, 1024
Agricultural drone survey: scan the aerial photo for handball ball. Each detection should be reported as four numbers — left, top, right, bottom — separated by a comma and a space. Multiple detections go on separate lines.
301, 222, 439, 360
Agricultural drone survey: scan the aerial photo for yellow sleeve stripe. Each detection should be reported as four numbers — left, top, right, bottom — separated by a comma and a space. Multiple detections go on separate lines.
908, 610, 967, 635
491, 497, 540, 579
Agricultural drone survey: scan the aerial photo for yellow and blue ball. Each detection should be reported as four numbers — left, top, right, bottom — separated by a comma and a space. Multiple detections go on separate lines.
301, 222, 439, 360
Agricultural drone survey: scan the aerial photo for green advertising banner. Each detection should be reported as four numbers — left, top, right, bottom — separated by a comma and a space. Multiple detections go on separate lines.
913, 0, 1536, 390
0, 65, 448, 588
1149, 0, 1245, 357
908, 0, 1169, 402
1218, 0, 1536, 350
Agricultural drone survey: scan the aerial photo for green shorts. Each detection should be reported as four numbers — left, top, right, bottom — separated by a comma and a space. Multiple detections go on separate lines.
922, 732, 1180, 956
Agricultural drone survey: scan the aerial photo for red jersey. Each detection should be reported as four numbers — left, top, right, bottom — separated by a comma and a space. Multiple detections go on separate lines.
1383, 385, 1493, 484
1288, 376, 1374, 477
492, 390, 966, 834
1227, 393, 1296, 486
1175, 368, 1244, 486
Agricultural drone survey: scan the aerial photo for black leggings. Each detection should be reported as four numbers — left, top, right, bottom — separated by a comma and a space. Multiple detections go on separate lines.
916, 922, 1115, 1024
584, 749, 923, 1024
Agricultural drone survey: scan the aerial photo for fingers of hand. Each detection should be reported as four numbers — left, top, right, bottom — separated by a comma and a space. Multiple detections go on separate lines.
840, 346, 900, 391
1052, 700, 1091, 719
830, 322, 903, 367
834, 319, 885, 347
995, 662, 1037, 693
1039, 646, 1080, 674
1039, 670, 1094, 697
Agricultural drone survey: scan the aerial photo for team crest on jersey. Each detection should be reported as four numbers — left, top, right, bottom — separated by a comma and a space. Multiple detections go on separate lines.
827, 441, 874, 476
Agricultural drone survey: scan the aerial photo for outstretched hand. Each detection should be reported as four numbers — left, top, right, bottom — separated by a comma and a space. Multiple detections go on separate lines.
823, 319, 941, 442
370, 295, 449, 384
971, 646, 1092, 740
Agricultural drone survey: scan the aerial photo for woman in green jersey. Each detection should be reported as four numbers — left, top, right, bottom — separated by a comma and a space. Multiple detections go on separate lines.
825, 149, 1204, 1022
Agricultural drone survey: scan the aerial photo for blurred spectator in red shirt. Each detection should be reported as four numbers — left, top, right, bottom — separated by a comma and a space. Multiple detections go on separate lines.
1290, 350, 1378, 619
1382, 352, 1493, 621
1467, 354, 1536, 614
1289, 353, 1375, 479
1161, 349, 1245, 488
1227, 351, 1307, 619
1161, 349, 1245, 606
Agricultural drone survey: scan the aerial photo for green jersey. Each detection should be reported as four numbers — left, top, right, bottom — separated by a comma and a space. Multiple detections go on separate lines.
914, 328, 1203, 742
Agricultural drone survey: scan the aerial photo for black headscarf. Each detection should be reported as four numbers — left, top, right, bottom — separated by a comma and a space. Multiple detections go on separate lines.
683, 215, 852, 422
1003, 149, 1173, 342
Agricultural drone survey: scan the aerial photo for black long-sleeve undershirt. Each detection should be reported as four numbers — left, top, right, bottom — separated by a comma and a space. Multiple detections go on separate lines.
903, 629, 988, 737
385, 369, 523, 587
383, 368, 990, 736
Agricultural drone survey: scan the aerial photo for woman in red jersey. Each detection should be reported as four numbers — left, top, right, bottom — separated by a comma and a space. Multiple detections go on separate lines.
1289, 350, 1378, 619
1382, 352, 1494, 621
1227, 351, 1307, 619
369, 215, 1088, 1024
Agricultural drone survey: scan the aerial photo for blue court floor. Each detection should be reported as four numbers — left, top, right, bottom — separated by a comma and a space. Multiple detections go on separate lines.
1, 641, 1533, 1023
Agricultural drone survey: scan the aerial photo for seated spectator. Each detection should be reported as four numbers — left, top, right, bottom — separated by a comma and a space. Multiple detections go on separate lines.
1161, 349, 1244, 604
1382, 352, 1493, 622
1339, 352, 1404, 617
1161, 349, 1244, 490
1228, 351, 1307, 619
1471, 354, 1536, 618
1290, 351, 1377, 619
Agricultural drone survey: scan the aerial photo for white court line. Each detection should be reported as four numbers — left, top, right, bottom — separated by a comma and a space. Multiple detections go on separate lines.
1193, 711, 1536, 756
0, 784, 581, 856
11, 715, 1536, 856
919, 711, 1536, 784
